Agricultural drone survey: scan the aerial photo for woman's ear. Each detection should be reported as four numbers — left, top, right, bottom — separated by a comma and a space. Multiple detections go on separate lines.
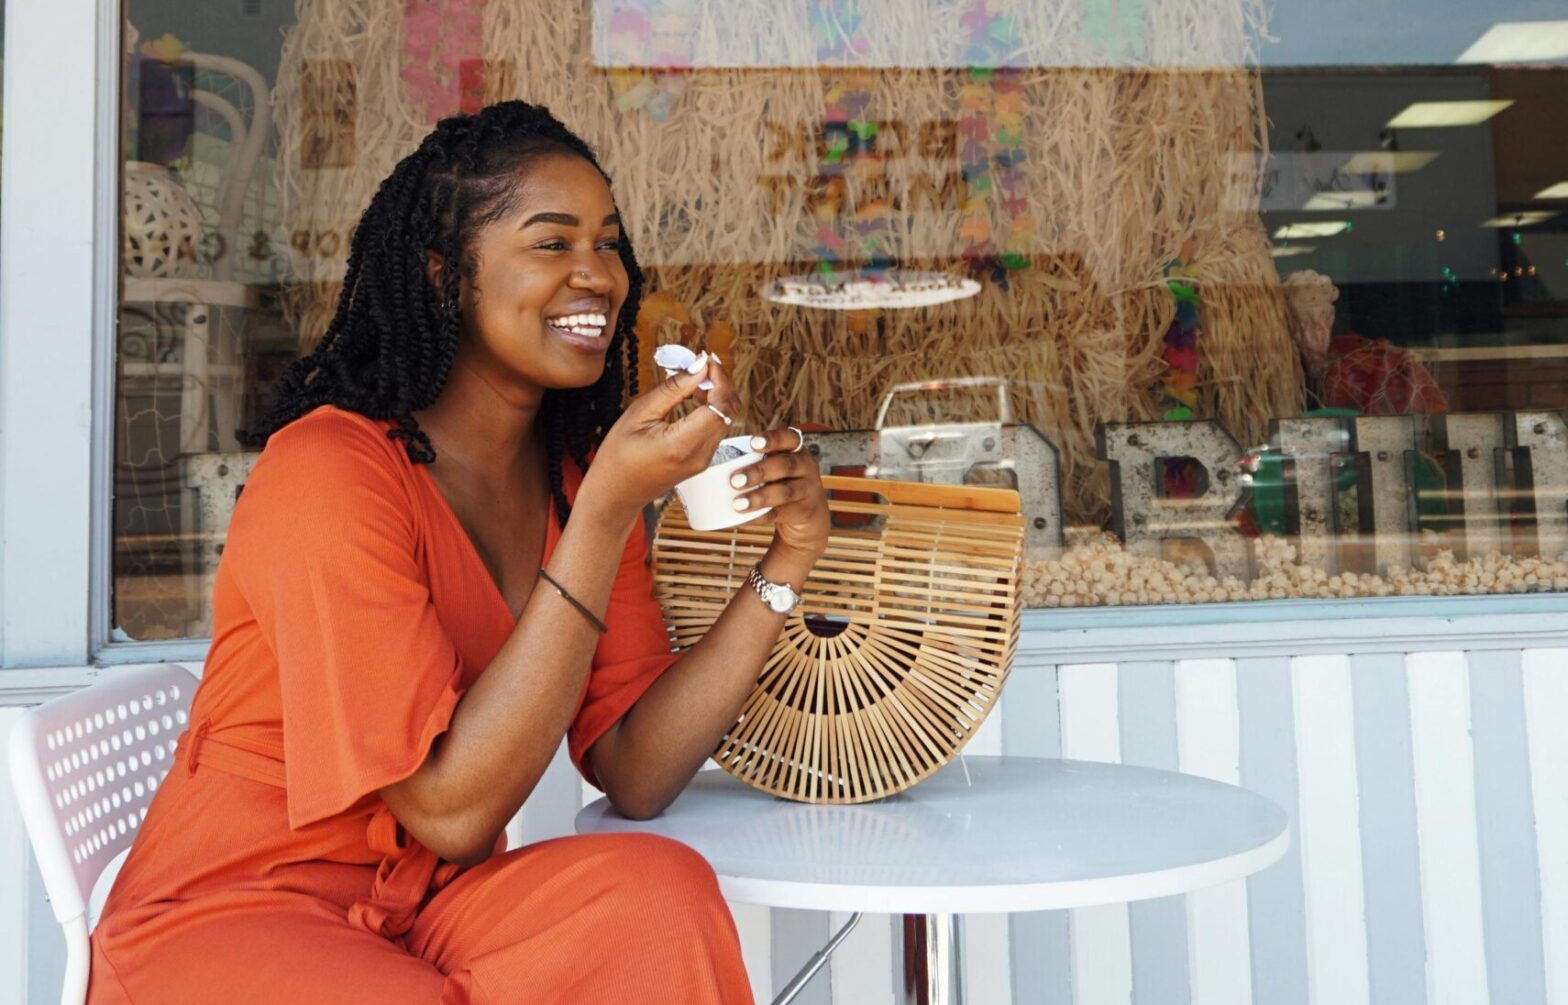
425, 250, 445, 294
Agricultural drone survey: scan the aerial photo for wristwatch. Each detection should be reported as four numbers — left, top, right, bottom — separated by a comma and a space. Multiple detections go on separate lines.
745, 563, 803, 615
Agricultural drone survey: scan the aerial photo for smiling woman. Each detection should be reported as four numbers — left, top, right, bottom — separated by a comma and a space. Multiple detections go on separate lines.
240, 105, 642, 531
85, 100, 836, 1004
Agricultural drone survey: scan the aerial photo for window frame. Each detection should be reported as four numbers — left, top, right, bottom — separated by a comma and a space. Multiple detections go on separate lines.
0, 0, 116, 668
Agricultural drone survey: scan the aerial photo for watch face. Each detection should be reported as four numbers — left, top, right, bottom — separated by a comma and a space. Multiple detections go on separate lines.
767, 588, 796, 614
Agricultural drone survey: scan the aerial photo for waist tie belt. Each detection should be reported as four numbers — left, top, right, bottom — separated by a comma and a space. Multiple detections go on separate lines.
178, 722, 461, 940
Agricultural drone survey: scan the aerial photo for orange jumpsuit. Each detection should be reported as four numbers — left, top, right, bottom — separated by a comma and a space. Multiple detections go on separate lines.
89, 405, 754, 1004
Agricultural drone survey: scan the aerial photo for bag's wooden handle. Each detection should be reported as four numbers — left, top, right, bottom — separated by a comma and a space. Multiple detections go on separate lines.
820, 474, 1021, 515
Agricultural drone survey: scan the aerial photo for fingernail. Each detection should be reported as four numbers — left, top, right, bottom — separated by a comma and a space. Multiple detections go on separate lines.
730, 473, 747, 489
751, 435, 767, 451
732, 497, 750, 512
685, 351, 709, 375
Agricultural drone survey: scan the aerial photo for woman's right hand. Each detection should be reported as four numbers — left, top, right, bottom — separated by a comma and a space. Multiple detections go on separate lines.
577, 356, 738, 523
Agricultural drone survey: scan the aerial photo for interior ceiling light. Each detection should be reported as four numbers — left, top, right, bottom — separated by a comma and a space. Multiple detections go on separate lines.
760, 269, 981, 310
1385, 100, 1514, 128
1340, 151, 1440, 175
1456, 21, 1568, 64
1535, 181, 1568, 199
1273, 221, 1351, 240
1480, 211, 1560, 228
1304, 191, 1385, 211
1270, 245, 1317, 258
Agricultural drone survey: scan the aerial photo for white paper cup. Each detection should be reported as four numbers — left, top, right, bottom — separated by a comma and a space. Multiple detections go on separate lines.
675, 435, 773, 531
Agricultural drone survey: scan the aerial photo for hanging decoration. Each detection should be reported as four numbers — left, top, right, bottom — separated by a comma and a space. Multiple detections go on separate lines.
1158, 248, 1201, 422
1155, 248, 1206, 498
957, 5, 1032, 289
603, 2, 693, 123
400, 0, 489, 122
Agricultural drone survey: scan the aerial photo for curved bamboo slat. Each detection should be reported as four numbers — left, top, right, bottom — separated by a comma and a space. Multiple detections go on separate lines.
653, 475, 1025, 803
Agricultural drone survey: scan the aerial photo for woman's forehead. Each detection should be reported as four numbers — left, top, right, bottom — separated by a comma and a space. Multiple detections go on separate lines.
510, 154, 616, 220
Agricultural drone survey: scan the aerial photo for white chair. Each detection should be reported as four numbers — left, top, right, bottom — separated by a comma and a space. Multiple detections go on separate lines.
7, 664, 199, 1005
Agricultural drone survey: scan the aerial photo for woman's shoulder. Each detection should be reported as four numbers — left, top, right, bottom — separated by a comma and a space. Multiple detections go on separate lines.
261, 405, 403, 471
245, 405, 414, 507
269, 403, 396, 450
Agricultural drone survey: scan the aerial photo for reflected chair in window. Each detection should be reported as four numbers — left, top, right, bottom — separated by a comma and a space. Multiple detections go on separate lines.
7, 664, 200, 1005
178, 451, 260, 637
118, 45, 273, 640
121, 44, 271, 455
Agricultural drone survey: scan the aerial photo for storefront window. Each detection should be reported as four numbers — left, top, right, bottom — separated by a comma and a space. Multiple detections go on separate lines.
110, 1, 1568, 640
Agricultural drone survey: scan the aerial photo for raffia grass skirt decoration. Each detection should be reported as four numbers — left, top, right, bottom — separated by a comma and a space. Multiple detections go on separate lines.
274, 0, 1302, 529
654, 476, 1025, 803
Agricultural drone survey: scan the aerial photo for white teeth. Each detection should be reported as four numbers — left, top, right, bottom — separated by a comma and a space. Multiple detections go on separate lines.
549, 312, 607, 328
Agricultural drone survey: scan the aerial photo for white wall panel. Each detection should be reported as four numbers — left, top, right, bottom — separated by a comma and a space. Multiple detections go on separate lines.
1290, 655, 1370, 1005
1058, 663, 1133, 1005
1176, 659, 1253, 1005
1405, 651, 1490, 1005
1524, 648, 1568, 1005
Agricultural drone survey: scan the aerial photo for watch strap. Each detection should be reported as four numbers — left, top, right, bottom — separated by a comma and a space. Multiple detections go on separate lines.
746, 563, 801, 614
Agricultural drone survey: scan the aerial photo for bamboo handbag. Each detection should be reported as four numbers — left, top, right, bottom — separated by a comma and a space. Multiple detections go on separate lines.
652, 475, 1025, 803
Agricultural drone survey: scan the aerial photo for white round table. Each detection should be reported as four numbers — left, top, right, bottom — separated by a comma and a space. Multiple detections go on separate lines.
576, 754, 1289, 1005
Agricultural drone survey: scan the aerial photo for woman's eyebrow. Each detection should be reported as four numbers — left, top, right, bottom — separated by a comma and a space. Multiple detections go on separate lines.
520, 211, 622, 229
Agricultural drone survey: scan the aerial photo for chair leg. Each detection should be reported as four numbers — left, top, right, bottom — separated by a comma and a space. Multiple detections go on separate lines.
770, 912, 862, 1005
61, 916, 90, 1005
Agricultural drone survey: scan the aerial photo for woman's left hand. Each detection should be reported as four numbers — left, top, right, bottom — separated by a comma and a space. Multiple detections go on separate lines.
730, 428, 830, 559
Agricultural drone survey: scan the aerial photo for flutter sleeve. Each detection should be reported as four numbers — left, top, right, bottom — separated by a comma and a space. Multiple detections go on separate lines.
231, 412, 465, 829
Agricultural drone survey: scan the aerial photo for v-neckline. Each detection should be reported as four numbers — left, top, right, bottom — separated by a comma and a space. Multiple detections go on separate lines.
410, 453, 561, 625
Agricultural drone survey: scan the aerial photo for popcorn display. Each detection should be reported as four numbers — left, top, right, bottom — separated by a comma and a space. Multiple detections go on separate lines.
1021, 529, 1568, 609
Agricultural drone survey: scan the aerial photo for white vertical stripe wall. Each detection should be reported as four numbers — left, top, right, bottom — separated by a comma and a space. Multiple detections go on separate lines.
1524, 648, 1568, 1005
1058, 663, 1134, 1005
1405, 651, 1491, 1005
11, 644, 1568, 1003
1291, 655, 1371, 1005
1, 707, 31, 1005
955, 706, 1015, 1005
1175, 659, 1253, 1005
531, 648, 1568, 1005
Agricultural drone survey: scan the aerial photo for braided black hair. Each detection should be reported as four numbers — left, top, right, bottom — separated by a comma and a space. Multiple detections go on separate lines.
240, 101, 643, 528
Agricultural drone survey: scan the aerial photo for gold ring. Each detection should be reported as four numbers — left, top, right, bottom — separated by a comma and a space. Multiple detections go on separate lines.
789, 426, 806, 453
706, 403, 733, 426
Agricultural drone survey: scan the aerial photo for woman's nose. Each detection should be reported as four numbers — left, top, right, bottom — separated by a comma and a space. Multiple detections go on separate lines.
570, 257, 614, 292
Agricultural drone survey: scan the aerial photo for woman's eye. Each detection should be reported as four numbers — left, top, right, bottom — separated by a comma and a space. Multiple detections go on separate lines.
597, 239, 622, 252
536, 239, 568, 251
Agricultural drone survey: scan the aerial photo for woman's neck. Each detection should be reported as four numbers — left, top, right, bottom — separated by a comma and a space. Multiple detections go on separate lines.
414, 357, 546, 485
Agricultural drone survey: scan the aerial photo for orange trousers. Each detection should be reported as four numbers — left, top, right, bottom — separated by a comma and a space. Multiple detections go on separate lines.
90, 831, 755, 1004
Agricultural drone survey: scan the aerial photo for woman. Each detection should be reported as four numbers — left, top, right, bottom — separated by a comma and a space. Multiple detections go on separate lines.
89, 101, 828, 1003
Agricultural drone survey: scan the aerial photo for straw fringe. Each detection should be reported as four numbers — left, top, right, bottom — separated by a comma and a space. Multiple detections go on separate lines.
273, 0, 1301, 525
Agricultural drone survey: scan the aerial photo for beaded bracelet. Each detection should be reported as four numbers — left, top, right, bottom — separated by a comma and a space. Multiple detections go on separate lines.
537, 569, 608, 634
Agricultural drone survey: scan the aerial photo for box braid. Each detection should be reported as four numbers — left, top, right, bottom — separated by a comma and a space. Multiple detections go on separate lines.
240, 101, 642, 528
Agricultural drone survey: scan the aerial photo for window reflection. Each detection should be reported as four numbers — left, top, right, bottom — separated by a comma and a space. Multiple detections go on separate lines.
110, 1, 1568, 639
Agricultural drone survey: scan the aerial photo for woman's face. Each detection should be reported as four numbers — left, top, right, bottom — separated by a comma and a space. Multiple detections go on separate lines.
453, 152, 630, 395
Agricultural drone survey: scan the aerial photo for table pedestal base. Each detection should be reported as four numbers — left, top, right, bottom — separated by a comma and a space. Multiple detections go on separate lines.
899, 913, 964, 1005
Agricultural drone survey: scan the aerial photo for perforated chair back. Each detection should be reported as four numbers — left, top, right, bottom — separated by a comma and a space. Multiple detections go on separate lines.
7, 664, 199, 1005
